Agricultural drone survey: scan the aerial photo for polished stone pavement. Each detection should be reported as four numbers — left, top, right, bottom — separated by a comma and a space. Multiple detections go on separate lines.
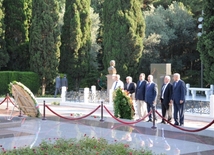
0, 97, 214, 155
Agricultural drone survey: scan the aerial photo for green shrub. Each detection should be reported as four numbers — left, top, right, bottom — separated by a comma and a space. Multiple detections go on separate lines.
0, 71, 40, 95
113, 88, 134, 119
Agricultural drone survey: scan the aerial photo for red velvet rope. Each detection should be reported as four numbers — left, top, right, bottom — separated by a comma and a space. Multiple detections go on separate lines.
0, 97, 7, 105
45, 105, 101, 120
0, 96, 18, 108
155, 110, 214, 132
104, 105, 152, 125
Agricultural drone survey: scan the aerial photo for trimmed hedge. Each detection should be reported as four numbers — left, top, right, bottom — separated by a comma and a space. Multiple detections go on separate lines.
0, 71, 40, 95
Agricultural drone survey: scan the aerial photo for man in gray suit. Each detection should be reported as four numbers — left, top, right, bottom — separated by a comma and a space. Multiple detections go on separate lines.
54, 75, 61, 97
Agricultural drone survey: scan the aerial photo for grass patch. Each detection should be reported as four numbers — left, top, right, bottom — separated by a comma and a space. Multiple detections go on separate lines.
51, 101, 60, 105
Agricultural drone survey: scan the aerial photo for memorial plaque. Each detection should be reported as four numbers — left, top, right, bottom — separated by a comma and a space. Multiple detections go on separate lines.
150, 63, 171, 94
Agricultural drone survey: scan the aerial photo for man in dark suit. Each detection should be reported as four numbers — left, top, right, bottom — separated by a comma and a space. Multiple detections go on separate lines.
61, 74, 68, 88
172, 73, 186, 126
124, 76, 136, 114
135, 73, 147, 120
145, 75, 158, 122
54, 75, 61, 98
124, 76, 136, 94
160, 75, 173, 124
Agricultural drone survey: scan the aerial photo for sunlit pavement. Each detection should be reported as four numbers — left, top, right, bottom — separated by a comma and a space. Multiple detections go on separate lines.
0, 97, 214, 155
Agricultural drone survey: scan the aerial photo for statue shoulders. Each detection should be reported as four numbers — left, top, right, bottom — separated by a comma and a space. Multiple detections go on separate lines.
108, 66, 117, 74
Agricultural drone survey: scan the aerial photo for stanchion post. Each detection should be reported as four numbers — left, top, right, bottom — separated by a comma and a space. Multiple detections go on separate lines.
151, 105, 157, 129
6, 93, 9, 110
42, 100, 46, 120
100, 101, 104, 122
18, 108, 22, 117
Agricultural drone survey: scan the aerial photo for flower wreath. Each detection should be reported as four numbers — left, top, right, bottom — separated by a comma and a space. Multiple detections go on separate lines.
9, 81, 40, 117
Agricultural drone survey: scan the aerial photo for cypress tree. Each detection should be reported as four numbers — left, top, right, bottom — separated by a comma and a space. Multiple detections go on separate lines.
3, 0, 31, 70
0, 0, 9, 69
103, 0, 145, 80
197, 0, 214, 85
59, 0, 91, 90
29, 0, 60, 95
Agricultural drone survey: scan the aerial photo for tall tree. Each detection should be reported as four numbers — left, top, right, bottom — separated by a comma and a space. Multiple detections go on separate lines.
29, 0, 60, 95
0, 0, 9, 69
197, 0, 214, 85
91, 0, 105, 72
3, 0, 31, 71
59, 0, 91, 90
103, 0, 145, 80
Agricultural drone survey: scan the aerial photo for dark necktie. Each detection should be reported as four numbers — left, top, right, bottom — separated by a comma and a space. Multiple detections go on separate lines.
114, 82, 118, 89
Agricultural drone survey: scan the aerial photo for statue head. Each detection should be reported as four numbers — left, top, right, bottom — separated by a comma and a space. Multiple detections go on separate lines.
110, 60, 115, 67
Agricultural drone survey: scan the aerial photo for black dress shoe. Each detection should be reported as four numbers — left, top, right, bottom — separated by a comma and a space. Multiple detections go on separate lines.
147, 119, 152, 122
174, 123, 179, 126
160, 121, 166, 124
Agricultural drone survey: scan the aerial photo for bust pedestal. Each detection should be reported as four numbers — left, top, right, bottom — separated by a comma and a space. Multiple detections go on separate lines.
106, 74, 115, 104
106, 74, 115, 92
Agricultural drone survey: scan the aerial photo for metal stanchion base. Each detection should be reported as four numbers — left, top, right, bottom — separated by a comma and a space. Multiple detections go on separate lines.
151, 126, 157, 129
18, 110, 22, 117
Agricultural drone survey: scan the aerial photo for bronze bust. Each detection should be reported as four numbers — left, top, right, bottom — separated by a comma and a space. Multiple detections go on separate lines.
108, 60, 117, 74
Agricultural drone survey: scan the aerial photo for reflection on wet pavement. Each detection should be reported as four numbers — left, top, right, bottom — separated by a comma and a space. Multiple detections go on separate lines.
0, 114, 214, 155
1, 100, 214, 155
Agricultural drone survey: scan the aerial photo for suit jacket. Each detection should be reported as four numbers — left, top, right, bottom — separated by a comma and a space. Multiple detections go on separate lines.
124, 82, 136, 94
55, 77, 61, 88
61, 77, 68, 87
160, 83, 173, 106
172, 80, 186, 104
135, 80, 147, 100
145, 82, 158, 104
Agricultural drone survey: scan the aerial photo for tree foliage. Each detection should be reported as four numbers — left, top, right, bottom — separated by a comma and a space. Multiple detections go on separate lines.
89, 7, 101, 71
29, 0, 60, 95
103, 0, 145, 80
91, 0, 105, 72
197, 0, 214, 85
3, 0, 31, 71
154, 0, 203, 17
141, 2, 199, 84
0, 0, 9, 69
59, 0, 91, 90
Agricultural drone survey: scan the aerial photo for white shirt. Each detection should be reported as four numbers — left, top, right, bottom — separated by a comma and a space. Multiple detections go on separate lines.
161, 83, 169, 99
111, 80, 124, 90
